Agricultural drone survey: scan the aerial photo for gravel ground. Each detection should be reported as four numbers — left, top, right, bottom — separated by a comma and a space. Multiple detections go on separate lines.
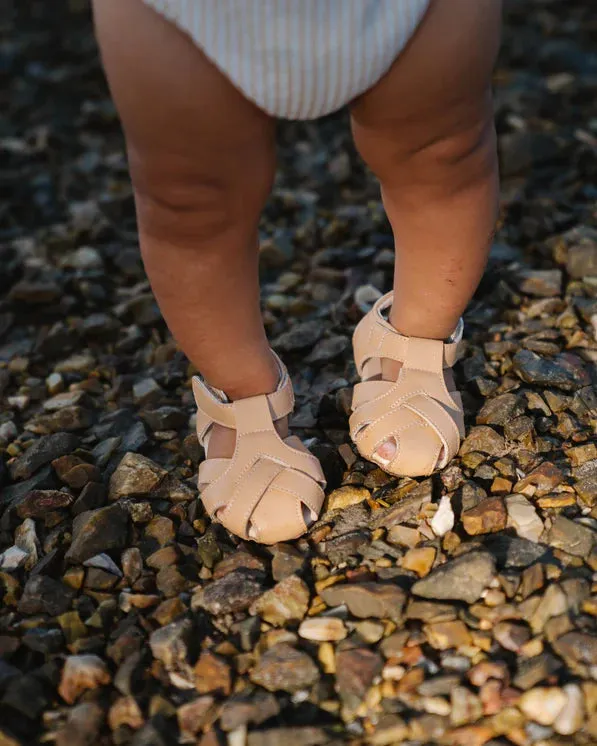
1, 1, 597, 744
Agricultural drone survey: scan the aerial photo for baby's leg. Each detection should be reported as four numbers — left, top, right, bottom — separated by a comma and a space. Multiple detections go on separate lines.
92, 0, 278, 403
350, 0, 501, 462
351, 0, 500, 339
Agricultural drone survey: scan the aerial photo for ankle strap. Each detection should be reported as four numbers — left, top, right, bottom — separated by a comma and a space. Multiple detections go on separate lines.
192, 352, 294, 439
353, 292, 463, 376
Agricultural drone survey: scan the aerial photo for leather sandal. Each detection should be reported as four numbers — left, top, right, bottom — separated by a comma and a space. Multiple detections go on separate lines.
350, 292, 465, 477
192, 354, 326, 544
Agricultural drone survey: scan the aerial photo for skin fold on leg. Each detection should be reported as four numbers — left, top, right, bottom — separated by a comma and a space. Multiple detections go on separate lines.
92, 0, 284, 459
350, 0, 502, 463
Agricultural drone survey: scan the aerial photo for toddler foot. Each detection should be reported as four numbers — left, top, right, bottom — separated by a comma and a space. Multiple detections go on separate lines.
193, 353, 326, 543
350, 293, 465, 477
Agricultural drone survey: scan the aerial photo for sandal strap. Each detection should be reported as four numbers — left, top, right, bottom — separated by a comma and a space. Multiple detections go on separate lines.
192, 351, 295, 442
353, 292, 463, 376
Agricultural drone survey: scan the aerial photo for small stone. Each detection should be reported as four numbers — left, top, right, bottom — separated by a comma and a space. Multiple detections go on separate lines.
552, 632, 597, 674
66, 504, 129, 563
249, 575, 309, 626
369, 481, 432, 529
336, 644, 383, 712
272, 321, 323, 352
58, 655, 111, 704
493, 622, 531, 652
567, 443, 597, 466
519, 687, 567, 726
198, 569, 267, 615
149, 618, 193, 685
271, 544, 305, 581
529, 584, 568, 634
450, 686, 483, 727
505, 494, 544, 542
324, 485, 369, 512
298, 618, 347, 642
321, 582, 406, 622
133, 378, 163, 407
412, 552, 495, 603
567, 237, 597, 278
460, 426, 505, 456
9, 432, 78, 481
194, 651, 232, 695
462, 498, 507, 535
430, 494, 455, 537
514, 462, 564, 497
108, 696, 144, 731
0, 546, 28, 570
177, 696, 217, 738
142, 406, 187, 431
477, 393, 524, 426
354, 619, 385, 644
18, 575, 74, 616
517, 268, 562, 297
387, 525, 421, 548
108, 452, 167, 500
402, 546, 436, 577
13, 488, 73, 518
219, 691, 280, 731
513, 349, 589, 391
250, 643, 319, 693
547, 516, 595, 559
55, 702, 104, 746
212, 550, 267, 579
553, 683, 585, 735
424, 621, 472, 650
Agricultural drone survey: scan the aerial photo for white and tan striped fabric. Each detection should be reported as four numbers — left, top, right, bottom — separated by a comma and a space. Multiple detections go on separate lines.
142, 0, 430, 120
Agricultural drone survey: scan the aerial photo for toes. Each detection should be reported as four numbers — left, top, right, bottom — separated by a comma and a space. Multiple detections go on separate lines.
376, 438, 397, 463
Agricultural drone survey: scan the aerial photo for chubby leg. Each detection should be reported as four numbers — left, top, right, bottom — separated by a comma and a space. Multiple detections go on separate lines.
350, 0, 501, 463
92, 0, 281, 457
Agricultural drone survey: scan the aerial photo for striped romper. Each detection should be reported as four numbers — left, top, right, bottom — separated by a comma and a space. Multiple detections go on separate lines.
142, 0, 430, 120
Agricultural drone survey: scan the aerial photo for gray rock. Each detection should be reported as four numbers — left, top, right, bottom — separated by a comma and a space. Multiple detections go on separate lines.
9, 432, 78, 481
18, 575, 75, 616
198, 569, 268, 615
250, 643, 319, 693
108, 452, 167, 500
66, 504, 129, 563
321, 582, 406, 622
460, 426, 505, 455
336, 644, 383, 711
567, 237, 597, 278
272, 321, 323, 352
412, 552, 495, 603
513, 350, 590, 391
477, 393, 524, 426
547, 516, 595, 559
142, 406, 187, 431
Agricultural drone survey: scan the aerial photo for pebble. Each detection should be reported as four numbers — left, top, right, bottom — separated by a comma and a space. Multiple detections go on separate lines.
198, 569, 268, 615
108, 452, 167, 500
250, 643, 319, 693
249, 575, 310, 626
412, 552, 496, 603
505, 494, 544, 542
430, 494, 455, 537
321, 582, 406, 622
66, 504, 129, 563
401, 546, 436, 577
462, 498, 507, 535
58, 655, 111, 704
519, 686, 567, 725
298, 618, 347, 642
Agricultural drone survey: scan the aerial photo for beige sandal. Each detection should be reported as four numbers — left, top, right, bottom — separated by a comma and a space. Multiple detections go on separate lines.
192, 354, 326, 544
350, 292, 465, 477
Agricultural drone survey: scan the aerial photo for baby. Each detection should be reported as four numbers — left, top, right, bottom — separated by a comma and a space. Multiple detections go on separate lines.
93, 0, 502, 543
